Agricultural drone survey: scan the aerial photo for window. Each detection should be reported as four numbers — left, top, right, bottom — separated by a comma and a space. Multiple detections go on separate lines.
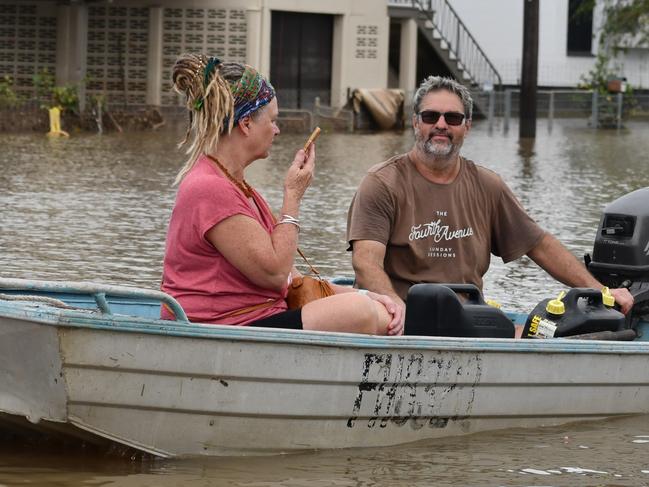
567, 0, 593, 56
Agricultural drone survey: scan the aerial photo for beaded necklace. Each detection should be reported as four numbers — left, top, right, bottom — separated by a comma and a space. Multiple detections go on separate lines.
206, 154, 254, 199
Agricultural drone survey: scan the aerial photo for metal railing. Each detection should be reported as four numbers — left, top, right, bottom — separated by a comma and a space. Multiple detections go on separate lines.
314, 97, 354, 132
277, 108, 314, 132
276, 99, 354, 133
389, 0, 502, 89
470, 89, 648, 132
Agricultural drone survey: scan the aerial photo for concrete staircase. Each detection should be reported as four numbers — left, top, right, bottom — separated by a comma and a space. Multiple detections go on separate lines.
388, 0, 502, 90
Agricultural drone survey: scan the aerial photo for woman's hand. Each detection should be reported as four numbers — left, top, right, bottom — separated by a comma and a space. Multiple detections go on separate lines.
366, 291, 405, 336
284, 143, 315, 202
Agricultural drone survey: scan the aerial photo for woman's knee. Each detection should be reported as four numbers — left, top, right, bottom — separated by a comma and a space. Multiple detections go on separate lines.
371, 300, 391, 335
302, 293, 381, 335
354, 294, 381, 334
348, 294, 389, 335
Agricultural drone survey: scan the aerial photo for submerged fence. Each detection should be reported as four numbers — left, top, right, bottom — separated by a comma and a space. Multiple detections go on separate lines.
5, 90, 649, 134
474, 89, 649, 130
277, 98, 354, 133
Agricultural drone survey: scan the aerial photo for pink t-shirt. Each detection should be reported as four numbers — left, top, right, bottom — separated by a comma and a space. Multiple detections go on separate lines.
161, 155, 288, 325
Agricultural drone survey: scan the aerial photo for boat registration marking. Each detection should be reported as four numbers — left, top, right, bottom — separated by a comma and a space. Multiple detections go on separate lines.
347, 351, 482, 429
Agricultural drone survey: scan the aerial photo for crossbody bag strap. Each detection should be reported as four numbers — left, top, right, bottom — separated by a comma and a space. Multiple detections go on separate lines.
161, 298, 281, 322
271, 213, 321, 278
296, 247, 321, 277
219, 298, 281, 319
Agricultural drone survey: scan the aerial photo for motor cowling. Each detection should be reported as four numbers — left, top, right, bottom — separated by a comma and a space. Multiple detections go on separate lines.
586, 187, 649, 322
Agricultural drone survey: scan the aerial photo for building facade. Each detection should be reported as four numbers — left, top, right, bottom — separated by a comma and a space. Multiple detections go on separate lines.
0, 0, 391, 109
2, 0, 646, 114
448, 0, 649, 88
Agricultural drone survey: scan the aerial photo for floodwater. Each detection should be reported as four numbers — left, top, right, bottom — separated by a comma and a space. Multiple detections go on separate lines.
1, 118, 649, 486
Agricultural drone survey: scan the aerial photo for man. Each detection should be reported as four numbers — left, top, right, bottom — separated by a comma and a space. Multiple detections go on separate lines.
346, 76, 633, 330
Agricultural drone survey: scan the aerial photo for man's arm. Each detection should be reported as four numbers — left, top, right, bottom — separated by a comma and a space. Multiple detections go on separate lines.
527, 233, 634, 314
351, 240, 406, 327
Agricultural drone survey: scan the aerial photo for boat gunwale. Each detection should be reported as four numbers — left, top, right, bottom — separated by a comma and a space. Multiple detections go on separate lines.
1, 299, 649, 355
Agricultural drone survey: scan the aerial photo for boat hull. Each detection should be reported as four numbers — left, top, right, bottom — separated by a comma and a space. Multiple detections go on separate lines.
2, 306, 649, 457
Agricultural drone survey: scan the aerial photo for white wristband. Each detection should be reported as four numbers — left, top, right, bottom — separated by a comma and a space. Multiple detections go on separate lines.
357, 289, 369, 295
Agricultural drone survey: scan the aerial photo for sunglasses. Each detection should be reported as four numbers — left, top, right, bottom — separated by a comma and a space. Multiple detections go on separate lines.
418, 110, 466, 126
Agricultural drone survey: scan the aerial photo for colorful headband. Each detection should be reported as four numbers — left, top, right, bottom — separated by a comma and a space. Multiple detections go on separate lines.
230, 66, 275, 124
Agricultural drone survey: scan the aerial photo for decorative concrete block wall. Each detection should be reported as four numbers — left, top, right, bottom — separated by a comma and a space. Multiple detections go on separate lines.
159, 7, 247, 106
86, 5, 149, 106
0, 3, 56, 98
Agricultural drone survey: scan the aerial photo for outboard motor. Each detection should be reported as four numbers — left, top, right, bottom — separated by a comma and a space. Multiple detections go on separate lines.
585, 187, 649, 331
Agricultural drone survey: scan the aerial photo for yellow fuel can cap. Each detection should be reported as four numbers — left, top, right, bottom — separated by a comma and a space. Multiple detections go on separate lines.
601, 286, 616, 307
546, 291, 566, 315
486, 299, 502, 309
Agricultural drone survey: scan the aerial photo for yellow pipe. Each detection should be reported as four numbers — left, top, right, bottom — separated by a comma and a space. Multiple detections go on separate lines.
46, 106, 70, 137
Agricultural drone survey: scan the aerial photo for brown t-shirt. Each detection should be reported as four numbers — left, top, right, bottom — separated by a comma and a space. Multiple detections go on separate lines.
347, 154, 545, 299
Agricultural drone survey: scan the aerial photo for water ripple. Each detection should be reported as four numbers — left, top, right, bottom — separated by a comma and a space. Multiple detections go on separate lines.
2, 120, 649, 313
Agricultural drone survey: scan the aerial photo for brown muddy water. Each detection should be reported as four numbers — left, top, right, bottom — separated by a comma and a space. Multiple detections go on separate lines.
1, 119, 649, 486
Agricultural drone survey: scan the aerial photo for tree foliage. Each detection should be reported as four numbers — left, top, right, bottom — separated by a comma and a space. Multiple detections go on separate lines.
578, 0, 649, 91
597, 0, 649, 49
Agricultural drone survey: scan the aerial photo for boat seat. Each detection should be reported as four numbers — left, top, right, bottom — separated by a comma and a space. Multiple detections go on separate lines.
404, 283, 515, 338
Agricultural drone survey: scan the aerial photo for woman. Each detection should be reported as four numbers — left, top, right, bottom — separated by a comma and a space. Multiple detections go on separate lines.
161, 53, 402, 335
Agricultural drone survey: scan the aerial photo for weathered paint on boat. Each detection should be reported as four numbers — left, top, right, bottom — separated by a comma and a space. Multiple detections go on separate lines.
0, 277, 648, 457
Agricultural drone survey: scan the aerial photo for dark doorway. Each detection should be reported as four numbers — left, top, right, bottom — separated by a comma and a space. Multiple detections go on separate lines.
271, 11, 333, 109
388, 21, 455, 90
388, 20, 401, 88
416, 29, 454, 83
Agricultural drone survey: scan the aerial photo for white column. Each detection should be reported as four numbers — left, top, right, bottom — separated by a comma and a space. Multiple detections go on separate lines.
330, 14, 347, 107
399, 17, 418, 95
146, 7, 163, 106
56, 4, 87, 109
246, 8, 263, 69
74, 5, 88, 111
55, 5, 72, 86
258, 6, 272, 77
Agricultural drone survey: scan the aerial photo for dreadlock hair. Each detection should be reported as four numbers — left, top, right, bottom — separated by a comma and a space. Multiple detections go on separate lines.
171, 53, 243, 184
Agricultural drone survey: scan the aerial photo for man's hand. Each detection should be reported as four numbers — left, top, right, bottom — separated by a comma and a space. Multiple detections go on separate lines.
351, 239, 407, 335
367, 291, 405, 335
610, 287, 634, 315
528, 234, 635, 314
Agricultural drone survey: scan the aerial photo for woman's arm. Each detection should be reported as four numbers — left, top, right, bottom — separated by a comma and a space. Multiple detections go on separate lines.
205, 146, 315, 292
206, 213, 298, 291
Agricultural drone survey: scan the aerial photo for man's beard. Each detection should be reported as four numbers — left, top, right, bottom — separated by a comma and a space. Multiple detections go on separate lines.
416, 127, 461, 159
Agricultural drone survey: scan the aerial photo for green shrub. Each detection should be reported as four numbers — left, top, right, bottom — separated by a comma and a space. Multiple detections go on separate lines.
0, 75, 19, 109
33, 68, 54, 103
33, 68, 80, 113
52, 85, 79, 113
